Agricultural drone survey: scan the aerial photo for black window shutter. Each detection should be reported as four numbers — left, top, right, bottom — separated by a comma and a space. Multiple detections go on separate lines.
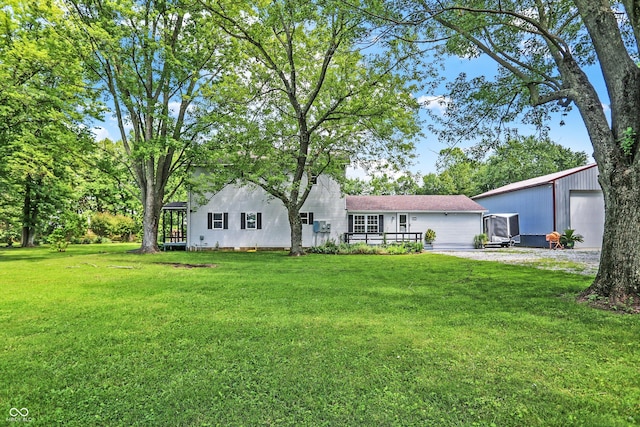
309, 212, 314, 224
223, 213, 228, 229
379, 215, 384, 232
257, 212, 262, 229
240, 213, 246, 229
207, 213, 212, 230
348, 215, 353, 233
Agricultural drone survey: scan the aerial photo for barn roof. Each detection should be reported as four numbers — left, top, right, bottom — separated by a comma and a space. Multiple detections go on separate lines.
472, 163, 598, 200
346, 195, 486, 212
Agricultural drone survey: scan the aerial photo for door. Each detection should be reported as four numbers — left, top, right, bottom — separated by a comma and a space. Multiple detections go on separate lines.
398, 213, 409, 233
569, 190, 604, 248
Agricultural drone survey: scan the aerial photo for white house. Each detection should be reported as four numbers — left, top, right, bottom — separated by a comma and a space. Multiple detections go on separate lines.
186, 175, 347, 250
472, 163, 604, 248
180, 176, 487, 250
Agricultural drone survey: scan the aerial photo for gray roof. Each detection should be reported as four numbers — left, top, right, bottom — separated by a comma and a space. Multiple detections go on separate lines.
346, 195, 486, 212
472, 163, 598, 199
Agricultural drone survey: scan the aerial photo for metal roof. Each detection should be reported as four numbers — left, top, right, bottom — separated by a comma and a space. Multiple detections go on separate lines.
346, 195, 486, 212
472, 163, 598, 199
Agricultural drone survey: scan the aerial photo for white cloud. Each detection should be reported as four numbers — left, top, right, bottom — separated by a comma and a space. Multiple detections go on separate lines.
346, 165, 370, 180
347, 160, 406, 181
417, 95, 451, 115
92, 126, 113, 141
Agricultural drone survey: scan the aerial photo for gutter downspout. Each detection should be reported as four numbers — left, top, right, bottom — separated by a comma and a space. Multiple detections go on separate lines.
552, 182, 557, 231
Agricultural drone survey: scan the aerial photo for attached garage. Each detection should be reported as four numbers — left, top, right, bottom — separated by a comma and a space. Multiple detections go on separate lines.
473, 164, 604, 248
346, 195, 486, 249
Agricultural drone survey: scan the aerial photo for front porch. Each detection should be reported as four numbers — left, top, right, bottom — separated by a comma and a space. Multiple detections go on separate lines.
161, 202, 187, 250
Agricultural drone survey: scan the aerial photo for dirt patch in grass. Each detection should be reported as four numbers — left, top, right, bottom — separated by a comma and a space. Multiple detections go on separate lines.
157, 262, 218, 269
577, 292, 640, 314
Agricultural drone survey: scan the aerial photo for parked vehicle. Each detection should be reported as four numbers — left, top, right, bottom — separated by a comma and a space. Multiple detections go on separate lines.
483, 213, 520, 247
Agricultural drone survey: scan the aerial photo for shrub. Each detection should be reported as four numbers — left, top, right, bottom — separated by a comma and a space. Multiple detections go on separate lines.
90, 212, 140, 241
425, 229, 436, 244
310, 241, 423, 255
110, 215, 138, 241
0, 227, 19, 247
46, 212, 88, 250
308, 239, 340, 254
474, 233, 488, 249
90, 212, 113, 237
47, 229, 69, 252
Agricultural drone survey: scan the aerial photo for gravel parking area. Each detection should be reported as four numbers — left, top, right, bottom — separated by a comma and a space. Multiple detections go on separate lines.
433, 247, 601, 276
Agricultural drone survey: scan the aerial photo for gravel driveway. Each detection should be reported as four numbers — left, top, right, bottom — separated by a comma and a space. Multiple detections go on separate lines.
433, 247, 601, 276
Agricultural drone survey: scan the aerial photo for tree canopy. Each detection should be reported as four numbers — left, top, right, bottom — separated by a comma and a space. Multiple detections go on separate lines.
346, 137, 587, 196
0, 0, 97, 246
200, 0, 421, 255
64, 0, 235, 252
376, 0, 640, 304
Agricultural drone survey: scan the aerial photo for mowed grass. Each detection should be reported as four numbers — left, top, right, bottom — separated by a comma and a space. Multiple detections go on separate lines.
1, 245, 639, 426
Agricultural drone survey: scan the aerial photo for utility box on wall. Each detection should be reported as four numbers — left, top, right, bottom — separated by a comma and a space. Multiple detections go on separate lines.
313, 220, 331, 233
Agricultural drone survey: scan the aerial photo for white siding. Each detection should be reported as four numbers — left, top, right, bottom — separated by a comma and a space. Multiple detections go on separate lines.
377, 212, 482, 249
188, 175, 346, 249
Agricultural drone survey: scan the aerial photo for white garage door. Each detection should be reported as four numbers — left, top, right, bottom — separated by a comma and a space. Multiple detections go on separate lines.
428, 213, 482, 249
570, 191, 604, 248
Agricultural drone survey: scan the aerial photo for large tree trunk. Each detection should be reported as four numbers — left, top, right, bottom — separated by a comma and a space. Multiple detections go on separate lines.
554, 18, 640, 305
21, 175, 38, 247
580, 166, 640, 304
288, 206, 304, 256
138, 172, 163, 253
139, 199, 161, 253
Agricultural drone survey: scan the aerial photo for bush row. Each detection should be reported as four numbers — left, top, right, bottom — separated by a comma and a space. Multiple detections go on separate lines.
309, 240, 424, 255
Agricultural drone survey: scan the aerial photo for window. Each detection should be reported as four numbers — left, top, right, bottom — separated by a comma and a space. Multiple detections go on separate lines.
300, 212, 314, 225
241, 212, 262, 230
246, 212, 257, 229
367, 215, 379, 233
353, 215, 366, 233
350, 214, 382, 233
207, 212, 228, 230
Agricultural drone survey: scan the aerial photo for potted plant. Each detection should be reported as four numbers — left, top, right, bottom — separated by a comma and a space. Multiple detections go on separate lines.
473, 233, 488, 249
424, 229, 436, 249
560, 228, 584, 249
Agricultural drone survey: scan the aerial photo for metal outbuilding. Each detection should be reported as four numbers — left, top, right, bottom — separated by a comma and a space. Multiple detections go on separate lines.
472, 164, 604, 248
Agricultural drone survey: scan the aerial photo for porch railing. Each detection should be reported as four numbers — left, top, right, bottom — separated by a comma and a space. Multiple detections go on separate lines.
342, 232, 423, 245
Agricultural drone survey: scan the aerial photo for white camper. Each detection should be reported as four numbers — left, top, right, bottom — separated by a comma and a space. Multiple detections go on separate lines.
483, 213, 520, 247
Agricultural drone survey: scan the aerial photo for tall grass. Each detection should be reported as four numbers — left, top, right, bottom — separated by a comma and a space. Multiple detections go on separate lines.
1, 244, 638, 426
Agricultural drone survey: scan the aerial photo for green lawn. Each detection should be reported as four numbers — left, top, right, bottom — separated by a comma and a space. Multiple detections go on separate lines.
1, 244, 638, 426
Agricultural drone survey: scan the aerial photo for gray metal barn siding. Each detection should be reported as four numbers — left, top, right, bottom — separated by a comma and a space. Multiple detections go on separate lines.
554, 165, 601, 232
472, 164, 602, 247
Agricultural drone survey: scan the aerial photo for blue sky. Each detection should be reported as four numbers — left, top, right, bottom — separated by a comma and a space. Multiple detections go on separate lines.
408, 53, 605, 176
345, 53, 605, 179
